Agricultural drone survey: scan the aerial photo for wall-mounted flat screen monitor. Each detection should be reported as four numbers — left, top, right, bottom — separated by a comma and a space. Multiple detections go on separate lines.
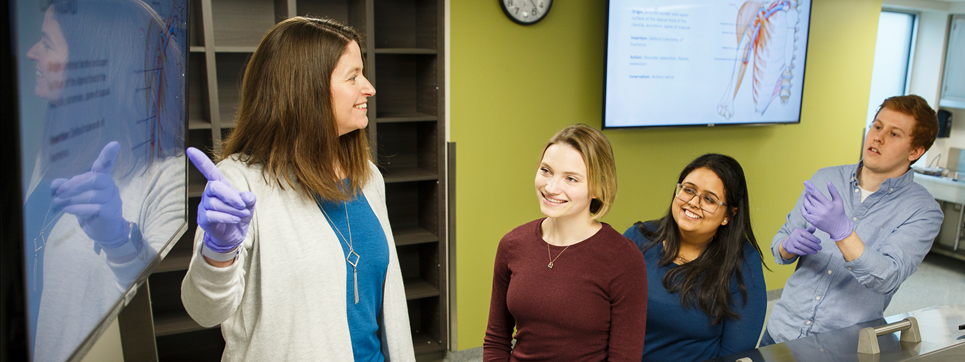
7, 0, 189, 360
603, 0, 812, 128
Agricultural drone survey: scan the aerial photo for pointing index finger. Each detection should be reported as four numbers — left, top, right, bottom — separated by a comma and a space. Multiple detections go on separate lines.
91, 141, 120, 174
187, 147, 225, 183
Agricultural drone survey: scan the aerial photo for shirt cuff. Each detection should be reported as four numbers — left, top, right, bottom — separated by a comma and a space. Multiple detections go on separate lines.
843, 247, 884, 276
102, 222, 142, 261
201, 243, 239, 262
772, 244, 798, 265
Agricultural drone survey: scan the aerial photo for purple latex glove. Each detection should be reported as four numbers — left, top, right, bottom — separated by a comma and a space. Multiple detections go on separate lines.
187, 147, 256, 253
51, 141, 128, 249
781, 225, 822, 256
801, 180, 854, 241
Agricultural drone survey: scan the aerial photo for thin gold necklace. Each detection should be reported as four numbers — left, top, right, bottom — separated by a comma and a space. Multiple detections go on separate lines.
545, 224, 595, 269
320, 202, 361, 304
547, 244, 570, 269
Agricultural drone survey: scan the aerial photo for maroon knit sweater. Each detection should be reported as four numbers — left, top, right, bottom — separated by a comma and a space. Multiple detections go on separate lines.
483, 219, 648, 362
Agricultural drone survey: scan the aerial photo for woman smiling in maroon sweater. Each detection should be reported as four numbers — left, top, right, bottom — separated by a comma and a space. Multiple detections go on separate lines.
484, 125, 648, 362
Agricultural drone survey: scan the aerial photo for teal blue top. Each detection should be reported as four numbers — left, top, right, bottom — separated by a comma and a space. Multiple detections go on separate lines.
318, 190, 389, 362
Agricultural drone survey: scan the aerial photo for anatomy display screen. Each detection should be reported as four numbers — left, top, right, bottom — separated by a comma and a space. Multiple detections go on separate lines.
15, 0, 187, 360
603, 0, 812, 128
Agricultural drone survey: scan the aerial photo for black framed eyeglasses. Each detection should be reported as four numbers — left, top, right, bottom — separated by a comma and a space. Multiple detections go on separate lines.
675, 183, 727, 214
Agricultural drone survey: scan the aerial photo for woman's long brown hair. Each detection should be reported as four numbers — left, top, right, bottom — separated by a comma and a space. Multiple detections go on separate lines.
636, 154, 768, 324
221, 17, 371, 201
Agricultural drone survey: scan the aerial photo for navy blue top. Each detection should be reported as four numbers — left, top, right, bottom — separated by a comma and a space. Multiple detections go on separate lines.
318, 191, 389, 362
623, 223, 767, 362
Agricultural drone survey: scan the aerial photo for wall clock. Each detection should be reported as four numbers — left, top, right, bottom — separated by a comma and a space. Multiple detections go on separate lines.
500, 0, 553, 25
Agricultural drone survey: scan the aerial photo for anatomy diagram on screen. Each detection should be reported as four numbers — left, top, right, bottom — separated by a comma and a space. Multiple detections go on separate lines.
717, 0, 801, 119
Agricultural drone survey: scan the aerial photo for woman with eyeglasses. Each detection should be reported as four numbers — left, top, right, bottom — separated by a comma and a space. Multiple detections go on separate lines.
623, 153, 767, 361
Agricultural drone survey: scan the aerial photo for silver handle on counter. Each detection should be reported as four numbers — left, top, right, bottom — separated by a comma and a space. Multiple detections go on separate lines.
857, 317, 922, 354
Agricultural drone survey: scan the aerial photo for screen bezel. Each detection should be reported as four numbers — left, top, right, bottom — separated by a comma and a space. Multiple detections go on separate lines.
3, 1, 190, 360
1, 0, 30, 360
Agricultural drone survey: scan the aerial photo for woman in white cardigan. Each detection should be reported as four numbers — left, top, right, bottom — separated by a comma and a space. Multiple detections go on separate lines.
180, 17, 414, 361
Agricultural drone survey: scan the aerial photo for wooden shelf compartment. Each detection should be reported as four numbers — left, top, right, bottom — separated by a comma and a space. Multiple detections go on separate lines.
215, 52, 249, 128
393, 226, 439, 246
156, 248, 192, 274
156, 328, 225, 362
297, 0, 367, 32
188, 46, 205, 53
397, 243, 441, 298
412, 331, 445, 355
407, 298, 444, 355
373, 0, 438, 50
188, 118, 211, 130
373, 54, 438, 117
213, 46, 258, 53
404, 278, 440, 300
376, 122, 439, 179
187, 55, 210, 129
210, 0, 281, 49
153, 312, 210, 337
187, 169, 206, 197
188, 0, 204, 48
148, 270, 208, 338
374, 48, 437, 54
376, 111, 437, 123
383, 168, 437, 183
385, 181, 440, 239
149, 270, 188, 313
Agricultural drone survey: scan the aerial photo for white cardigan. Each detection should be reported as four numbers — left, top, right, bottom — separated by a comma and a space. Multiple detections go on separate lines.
181, 157, 414, 361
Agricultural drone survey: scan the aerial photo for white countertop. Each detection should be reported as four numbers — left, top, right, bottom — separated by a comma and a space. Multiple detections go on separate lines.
913, 173, 965, 204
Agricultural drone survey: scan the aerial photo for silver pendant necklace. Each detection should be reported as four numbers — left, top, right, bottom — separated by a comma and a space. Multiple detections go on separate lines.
320, 202, 360, 304
32, 198, 64, 291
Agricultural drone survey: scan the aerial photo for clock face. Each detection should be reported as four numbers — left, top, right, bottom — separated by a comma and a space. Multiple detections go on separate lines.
500, 0, 552, 25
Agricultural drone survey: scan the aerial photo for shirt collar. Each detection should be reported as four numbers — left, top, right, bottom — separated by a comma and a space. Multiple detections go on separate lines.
851, 161, 914, 192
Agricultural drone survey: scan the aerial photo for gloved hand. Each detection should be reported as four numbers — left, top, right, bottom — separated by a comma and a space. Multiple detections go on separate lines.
801, 181, 854, 241
781, 225, 822, 256
51, 141, 129, 250
187, 147, 256, 253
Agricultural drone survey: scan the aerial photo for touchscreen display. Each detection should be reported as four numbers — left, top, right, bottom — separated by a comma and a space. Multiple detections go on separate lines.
15, 0, 188, 360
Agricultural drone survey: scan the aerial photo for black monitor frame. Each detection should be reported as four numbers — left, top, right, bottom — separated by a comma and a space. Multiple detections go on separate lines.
1, 1, 190, 360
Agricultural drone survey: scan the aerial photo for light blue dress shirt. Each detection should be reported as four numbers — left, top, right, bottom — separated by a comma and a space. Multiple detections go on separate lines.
767, 163, 943, 343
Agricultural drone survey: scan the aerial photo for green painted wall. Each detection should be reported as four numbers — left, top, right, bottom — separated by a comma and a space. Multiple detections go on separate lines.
450, 0, 882, 351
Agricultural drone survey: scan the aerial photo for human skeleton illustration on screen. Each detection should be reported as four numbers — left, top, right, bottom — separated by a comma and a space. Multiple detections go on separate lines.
717, 0, 801, 119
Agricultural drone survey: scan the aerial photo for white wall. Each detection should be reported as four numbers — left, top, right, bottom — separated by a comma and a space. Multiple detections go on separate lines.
883, 0, 965, 169
908, 10, 947, 105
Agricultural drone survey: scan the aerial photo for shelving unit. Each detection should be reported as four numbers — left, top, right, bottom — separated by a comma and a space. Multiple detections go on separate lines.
151, 0, 448, 360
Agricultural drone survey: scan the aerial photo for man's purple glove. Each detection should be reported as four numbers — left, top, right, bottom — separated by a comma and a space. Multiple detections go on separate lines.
187, 147, 256, 253
782, 225, 822, 256
801, 180, 854, 241
51, 141, 129, 250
